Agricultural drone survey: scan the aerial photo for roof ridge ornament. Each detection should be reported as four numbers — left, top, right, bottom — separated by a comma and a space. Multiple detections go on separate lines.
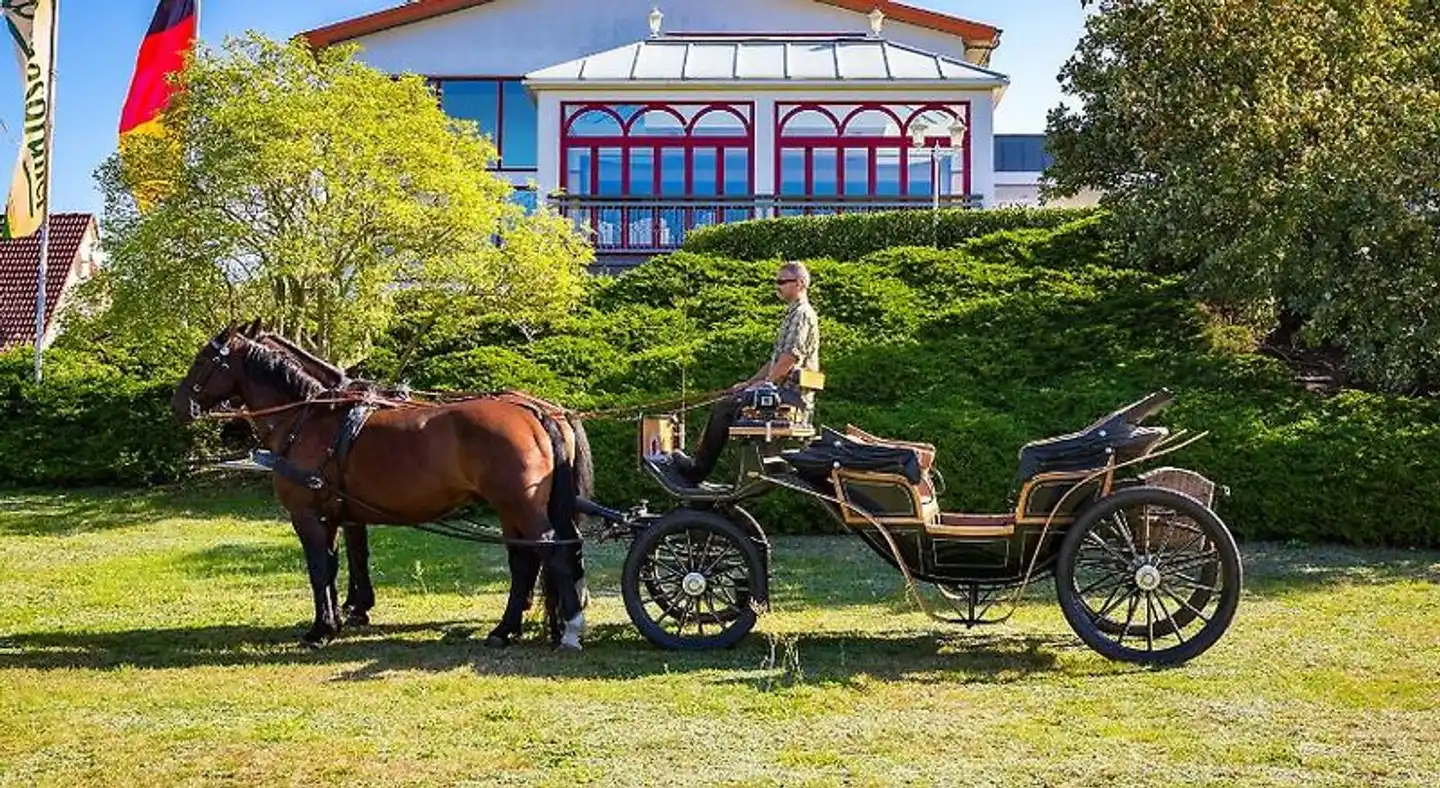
649, 7, 664, 38
868, 8, 885, 37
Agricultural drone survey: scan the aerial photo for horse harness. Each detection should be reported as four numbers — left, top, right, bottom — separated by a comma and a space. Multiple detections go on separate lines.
253, 391, 584, 547
259, 397, 377, 525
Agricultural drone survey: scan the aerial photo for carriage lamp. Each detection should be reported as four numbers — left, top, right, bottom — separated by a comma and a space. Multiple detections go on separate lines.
649, 7, 663, 37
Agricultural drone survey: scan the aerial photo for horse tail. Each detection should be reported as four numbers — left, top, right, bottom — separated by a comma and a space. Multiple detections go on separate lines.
565, 413, 594, 529
536, 415, 576, 540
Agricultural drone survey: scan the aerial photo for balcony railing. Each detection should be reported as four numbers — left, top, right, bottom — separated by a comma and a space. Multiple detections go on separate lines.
548, 194, 983, 255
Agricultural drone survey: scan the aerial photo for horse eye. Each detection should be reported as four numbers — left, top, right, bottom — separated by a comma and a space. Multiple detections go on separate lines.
193, 384, 202, 393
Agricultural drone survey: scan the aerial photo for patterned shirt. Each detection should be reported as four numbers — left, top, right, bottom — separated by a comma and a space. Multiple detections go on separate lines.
770, 296, 820, 406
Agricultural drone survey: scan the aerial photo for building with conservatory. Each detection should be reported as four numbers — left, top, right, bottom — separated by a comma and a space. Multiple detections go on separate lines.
303, 0, 1033, 261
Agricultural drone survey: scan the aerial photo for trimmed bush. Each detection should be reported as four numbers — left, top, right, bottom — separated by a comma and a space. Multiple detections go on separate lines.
682, 206, 1104, 261
0, 349, 217, 486
14, 221, 1440, 547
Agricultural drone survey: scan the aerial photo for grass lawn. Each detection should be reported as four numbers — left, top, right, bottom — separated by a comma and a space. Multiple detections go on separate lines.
1, 480, 1437, 786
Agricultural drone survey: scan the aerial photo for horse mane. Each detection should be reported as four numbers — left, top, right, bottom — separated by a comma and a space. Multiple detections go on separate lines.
255, 331, 348, 387
241, 340, 326, 401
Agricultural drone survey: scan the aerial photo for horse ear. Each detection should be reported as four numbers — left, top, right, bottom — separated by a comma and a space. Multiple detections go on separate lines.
243, 317, 261, 337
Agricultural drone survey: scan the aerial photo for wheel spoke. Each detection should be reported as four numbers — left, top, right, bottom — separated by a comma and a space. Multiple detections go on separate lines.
699, 530, 716, 569
1076, 570, 1130, 598
1075, 552, 1130, 572
1116, 592, 1140, 645
1160, 584, 1213, 625
1091, 582, 1131, 623
673, 595, 695, 634
1084, 531, 1132, 565
1111, 509, 1142, 558
1168, 575, 1222, 594
1151, 590, 1187, 645
1143, 592, 1157, 651
1153, 525, 1205, 566
1163, 550, 1220, 574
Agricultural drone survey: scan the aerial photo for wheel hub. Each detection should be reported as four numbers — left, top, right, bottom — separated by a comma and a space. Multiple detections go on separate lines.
1134, 563, 1162, 592
681, 571, 708, 597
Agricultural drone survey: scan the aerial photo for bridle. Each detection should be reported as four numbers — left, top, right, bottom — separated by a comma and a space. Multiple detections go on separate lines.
187, 335, 234, 420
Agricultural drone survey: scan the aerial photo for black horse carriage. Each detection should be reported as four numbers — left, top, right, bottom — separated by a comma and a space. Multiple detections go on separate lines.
583, 384, 1242, 666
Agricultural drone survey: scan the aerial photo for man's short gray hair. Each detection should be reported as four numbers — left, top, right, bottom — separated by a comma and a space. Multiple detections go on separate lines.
779, 261, 811, 287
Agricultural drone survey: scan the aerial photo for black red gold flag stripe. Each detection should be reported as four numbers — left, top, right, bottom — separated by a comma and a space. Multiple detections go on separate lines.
119, 0, 197, 137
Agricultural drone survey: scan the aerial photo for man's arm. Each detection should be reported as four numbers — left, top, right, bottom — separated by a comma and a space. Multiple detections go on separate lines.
766, 352, 799, 383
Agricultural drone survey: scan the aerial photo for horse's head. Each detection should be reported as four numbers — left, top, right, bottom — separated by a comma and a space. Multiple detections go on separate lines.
171, 321, 258, 424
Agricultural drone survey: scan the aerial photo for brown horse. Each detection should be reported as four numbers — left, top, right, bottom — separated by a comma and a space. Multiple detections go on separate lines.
246, 328, 589, 634
172, 323, 592, 649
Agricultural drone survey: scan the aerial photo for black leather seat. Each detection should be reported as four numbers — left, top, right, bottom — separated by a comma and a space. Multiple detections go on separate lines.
1017, 391, 1175, 480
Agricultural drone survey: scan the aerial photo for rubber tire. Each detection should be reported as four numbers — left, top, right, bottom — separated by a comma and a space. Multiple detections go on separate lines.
1056, 487, 1241, 665
622, 508, 765, 650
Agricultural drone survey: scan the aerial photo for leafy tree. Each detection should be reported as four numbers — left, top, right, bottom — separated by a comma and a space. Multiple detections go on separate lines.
1046, 0, 1440, 390
70, 33, 590, 368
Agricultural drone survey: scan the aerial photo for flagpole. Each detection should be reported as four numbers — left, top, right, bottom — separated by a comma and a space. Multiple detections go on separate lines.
32, 0, 59, 383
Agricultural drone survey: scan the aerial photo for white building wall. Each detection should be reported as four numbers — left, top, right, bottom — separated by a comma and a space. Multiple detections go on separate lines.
42, 221, 100, 349
344, 0, 977, 77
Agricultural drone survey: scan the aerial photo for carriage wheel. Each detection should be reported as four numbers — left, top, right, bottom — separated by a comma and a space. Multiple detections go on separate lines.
622, 509, 765, 650
1055, 487, 1241, 665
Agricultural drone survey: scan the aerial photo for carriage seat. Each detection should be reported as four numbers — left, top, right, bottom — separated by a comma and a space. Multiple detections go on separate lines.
1017, 423, 1168, 480
844, 425, 936, 475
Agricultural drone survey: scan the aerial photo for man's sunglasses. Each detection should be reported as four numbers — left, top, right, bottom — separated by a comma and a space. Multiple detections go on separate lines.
775, 278, 797, 285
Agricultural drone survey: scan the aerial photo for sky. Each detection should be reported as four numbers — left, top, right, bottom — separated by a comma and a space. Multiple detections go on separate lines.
0, 1, 1087, 218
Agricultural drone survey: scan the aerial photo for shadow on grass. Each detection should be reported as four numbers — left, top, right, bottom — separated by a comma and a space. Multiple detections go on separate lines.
0, 619, 1088, 685
1241, 542, 1440, 591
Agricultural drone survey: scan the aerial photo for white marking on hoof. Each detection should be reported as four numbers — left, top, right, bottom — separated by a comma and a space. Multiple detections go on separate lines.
560, 612, 585, 650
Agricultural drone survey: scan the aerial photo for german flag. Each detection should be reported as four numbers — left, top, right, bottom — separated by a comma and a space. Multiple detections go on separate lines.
118, 1, 197, 138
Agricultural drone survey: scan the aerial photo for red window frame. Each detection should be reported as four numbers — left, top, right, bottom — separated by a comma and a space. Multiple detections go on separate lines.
775, 102, 973, 198
559, 102, 755, 197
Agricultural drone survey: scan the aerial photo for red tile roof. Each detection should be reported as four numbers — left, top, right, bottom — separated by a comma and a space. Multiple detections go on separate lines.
0, 213, 95, 350
300, 0, 1001, 52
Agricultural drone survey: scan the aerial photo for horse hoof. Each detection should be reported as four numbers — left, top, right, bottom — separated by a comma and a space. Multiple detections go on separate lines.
301, 624, 337, 648
484, 633, 511, 649
344, 611, 370, 628
556, 641, 583, 652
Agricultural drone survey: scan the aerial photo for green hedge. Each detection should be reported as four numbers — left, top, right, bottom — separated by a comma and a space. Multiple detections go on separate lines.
0, 349, 218, 486
681, 206, 1105, 261
396, 246, 1440, 548
12, 219, 1440, 547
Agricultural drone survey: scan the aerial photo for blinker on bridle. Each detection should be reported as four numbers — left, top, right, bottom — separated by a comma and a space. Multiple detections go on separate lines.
188, 337, 234, 418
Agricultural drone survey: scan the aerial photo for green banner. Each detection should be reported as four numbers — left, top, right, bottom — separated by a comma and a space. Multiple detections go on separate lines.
1, 0, 54, 239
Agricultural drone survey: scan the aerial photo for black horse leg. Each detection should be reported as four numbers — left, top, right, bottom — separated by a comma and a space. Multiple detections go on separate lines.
294, 515, 341, 647
545, 543, 586, 650
341, 524, 374, 627
485, 546, 541, 648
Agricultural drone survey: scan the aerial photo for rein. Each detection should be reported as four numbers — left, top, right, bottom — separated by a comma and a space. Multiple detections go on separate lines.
197, 394, 428, 421
202, 386, 734, 423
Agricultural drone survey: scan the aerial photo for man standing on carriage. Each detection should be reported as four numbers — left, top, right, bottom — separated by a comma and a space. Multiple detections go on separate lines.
668, 261, 821, 485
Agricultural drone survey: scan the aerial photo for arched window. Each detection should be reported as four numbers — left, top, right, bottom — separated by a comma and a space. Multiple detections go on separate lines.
561, 102, 754, 252
777, 102, 971, 208
561, 103, 753, 197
